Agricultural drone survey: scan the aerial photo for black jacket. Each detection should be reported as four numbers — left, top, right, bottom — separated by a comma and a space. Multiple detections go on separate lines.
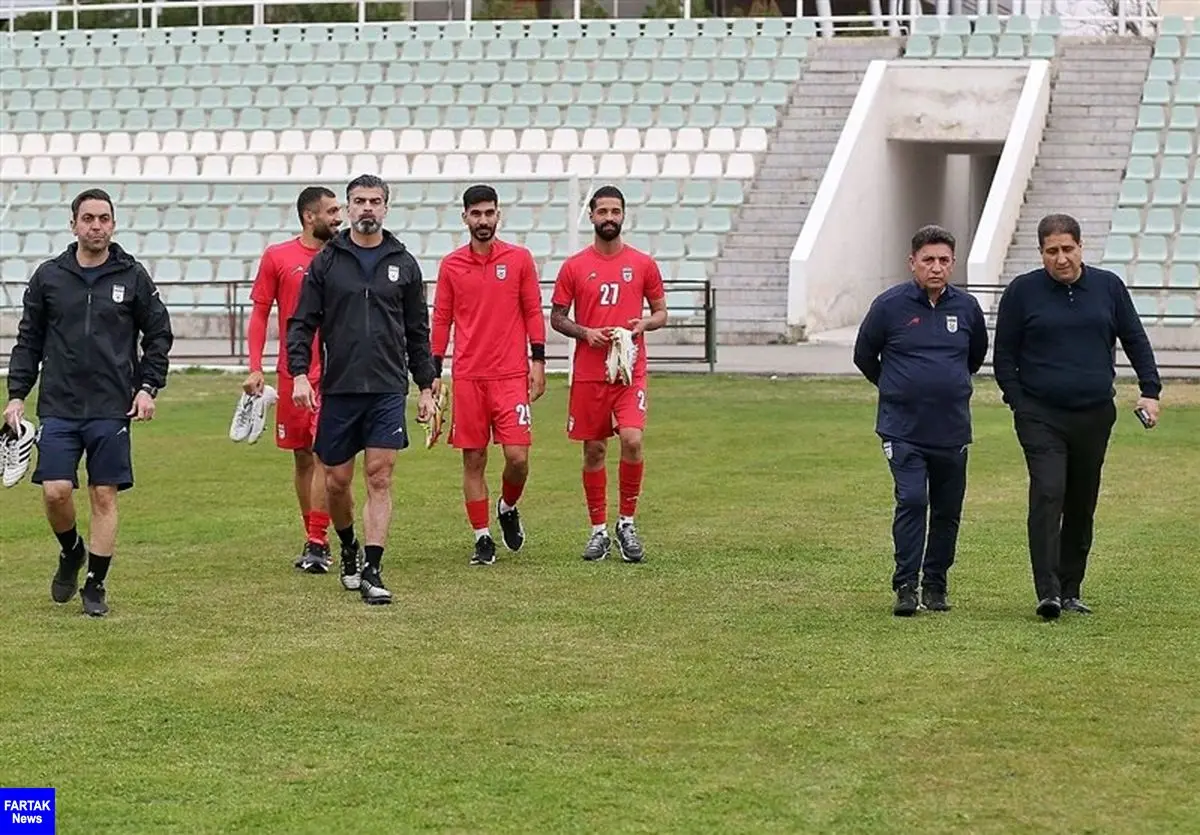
286, 229, 436, 395
7, 242, 174, 421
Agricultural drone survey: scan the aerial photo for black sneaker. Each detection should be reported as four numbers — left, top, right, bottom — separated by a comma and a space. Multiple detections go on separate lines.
921, 587, 951, 612
339, 543, 362, 591
80, 579, 109, 618
496, 500, 525, 552
581, 530, 611, 562
294, 541, 332, 574
615, 522, 645, 563
1036, 597, 1062, 620
1062, 597, 1093, 614
359, 566, 392, 605
893, 584, 919, 617
470, 535, 497, 566
51, 550, 85, 603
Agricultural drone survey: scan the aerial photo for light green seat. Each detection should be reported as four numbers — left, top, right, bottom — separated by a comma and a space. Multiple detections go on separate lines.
1147, 58, 1176, 81
1152, 180, 1184, 205
656, 234, 686, 260
1118, 180, 1150, 205
635, 207, 666, 233
1160, 157, 1190, 181
1145, 208, 1176, 234
1182, 208, 1200, 233
935, 35, 964, 58
1139, 235, 1169, 262
1175, 236, 1200, 262
1142, 80, 1170, 104
912, 18, 941, 36
680, 181, 712, 206
1182, 59, 1200, 80
1130, 131, 1159, 156
1102, 235, 1134, 262
966, 34, 994, 58
688, 234, 720, 260
713, 181, 745, 207
1155, 35, 1182, 59
1035, 16, 1062, 35
1137, 104, 1165, 129
1170, 104, 1198, 129
975, 15, 1003, 35
1110, 207, 1141, 235
1160, 16, 1189, 36
1131, 294, 1160, 324
1126, 157, 1155, 180
1177, 80, 1200, 105
1006, 14, 1033, 35
1169, 264, 1199, 287
996, 34, 1025, 58
1164, 294, 1196, 324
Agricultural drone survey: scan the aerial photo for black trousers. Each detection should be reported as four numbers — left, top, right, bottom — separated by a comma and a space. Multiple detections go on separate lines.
883, 440, 968, 592
1013, 398, 1116, 602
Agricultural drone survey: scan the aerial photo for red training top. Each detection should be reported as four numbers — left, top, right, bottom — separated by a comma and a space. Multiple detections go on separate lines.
248, 237, 323, 378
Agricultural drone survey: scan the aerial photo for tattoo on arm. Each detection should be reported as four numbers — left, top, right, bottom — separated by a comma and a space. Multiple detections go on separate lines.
550, 304, 587, 341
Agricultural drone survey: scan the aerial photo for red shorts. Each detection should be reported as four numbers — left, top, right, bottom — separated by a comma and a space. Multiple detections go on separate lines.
567, 378, 648, 441
275, 374, 320, 451
449, 376, 533, 449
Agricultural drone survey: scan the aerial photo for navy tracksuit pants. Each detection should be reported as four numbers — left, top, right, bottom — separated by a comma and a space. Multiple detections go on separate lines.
883, 439, 968, 592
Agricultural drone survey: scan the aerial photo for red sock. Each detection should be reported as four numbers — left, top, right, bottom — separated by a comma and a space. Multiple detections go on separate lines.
307, 510, 330, 546
466, 498, 490, 531
619, 460, 644, 518
582, 468, 607, 526
501, 476, 525, 508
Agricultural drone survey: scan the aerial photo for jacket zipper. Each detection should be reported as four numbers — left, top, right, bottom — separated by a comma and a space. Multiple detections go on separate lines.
84, 288, 93, 419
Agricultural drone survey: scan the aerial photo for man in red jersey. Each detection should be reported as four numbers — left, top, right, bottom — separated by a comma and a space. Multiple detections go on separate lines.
550, 185, 667, 564
243, 187, 342, 573
432, 184, 547, 566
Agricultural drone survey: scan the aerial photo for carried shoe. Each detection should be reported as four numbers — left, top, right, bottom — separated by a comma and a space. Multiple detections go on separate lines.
921, 587, 951, 612
424, 384, 449, 449
339, 543, 362, 591
893, 584, 919, 617
1036, 597, 1062, 620
1062, 597, 1093, 614
80, 579, 109, 618
229, 386, 277, 444
470, 535, 497, 566
615, 521, 645, 563
294, 541, 332, 574
1, 419, 36, 488
605, 327, 636, 385
359, 566, 393, 605
51, 548, 85, 603
496, 500, 525, 552
581, 530, 611, 562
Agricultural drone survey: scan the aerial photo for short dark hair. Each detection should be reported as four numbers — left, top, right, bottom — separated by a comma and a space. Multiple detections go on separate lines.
296, 186, 336, 225
1036, 213, 1081, 248
346, 174, 389, 204
588, 185, 626, 212
910, 224, 955, 255
462, 184, 498, 210
71, 188, 114, 221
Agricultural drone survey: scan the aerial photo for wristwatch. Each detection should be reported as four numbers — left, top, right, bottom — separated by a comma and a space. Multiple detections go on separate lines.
140, 384, 159, 399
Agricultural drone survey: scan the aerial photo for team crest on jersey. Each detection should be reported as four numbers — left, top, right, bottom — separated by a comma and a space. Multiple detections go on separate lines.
946, 315, 958, 333
621, 266, 633, 283
387, 265, 400, 282
496, 264, 507, 280
111, 284, 125, 303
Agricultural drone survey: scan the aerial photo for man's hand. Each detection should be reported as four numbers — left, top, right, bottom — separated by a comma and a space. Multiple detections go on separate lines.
529, 361, 546, 402
583, 327, 611, 349
431, 377, 443, 399
243, 370, 265, 396
292, 375, 315, 410
3, 398, 24, 432
128, 390, 155, 422
1137, 396, 1161, 427
627, 317, 648, 337
416, 387, 437, 423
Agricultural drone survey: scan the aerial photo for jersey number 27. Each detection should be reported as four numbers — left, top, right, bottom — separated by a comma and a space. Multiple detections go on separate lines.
599, 282, 620, 306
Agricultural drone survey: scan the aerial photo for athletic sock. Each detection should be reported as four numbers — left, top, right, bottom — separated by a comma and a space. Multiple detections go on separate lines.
500, 477, 525, 512
619, 515, 635, 528
619, 460, 644, 519
55, 527, 85, 563
466, 499, 490, 537
336, 525, 357, 550
307, 511, 331, 546
592, 523, 607, 535
86, 553, 112, 584
582, 468, 607, 528
363, 545, 383, 570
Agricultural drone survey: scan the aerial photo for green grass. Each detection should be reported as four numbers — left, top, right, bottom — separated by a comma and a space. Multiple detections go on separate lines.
2, 374, 1200, 834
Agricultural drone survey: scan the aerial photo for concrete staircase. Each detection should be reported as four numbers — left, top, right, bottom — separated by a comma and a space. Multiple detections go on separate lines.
712, 37, 902, 344
1001, 39, 1153, 279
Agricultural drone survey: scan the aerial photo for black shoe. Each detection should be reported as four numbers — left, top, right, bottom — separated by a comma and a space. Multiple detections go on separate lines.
922, 587, 951, 612
615, 521, 646, 563
470, 535, 497, 566
496, 501, 525, 553
893, 584, 919, 617
359, 566, 392, 605
1036, 597, 1062, 620
339, 544, 362, 591
51, 550, 84, 603
1062, 597, 1093, 614
294, 541, 332, 574
80, 579, 109, 618
581, 530, 611, 562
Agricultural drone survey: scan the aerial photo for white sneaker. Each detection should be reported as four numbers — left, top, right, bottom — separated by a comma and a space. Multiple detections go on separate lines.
247, 385, 277, 445
1, 419, 36, 488
605, 327, 636, 385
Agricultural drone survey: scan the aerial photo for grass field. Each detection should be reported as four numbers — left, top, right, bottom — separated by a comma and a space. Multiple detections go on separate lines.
2, 372, 1199, 834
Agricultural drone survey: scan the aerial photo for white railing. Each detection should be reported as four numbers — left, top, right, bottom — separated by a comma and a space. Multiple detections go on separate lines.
0, 0, 1172, 34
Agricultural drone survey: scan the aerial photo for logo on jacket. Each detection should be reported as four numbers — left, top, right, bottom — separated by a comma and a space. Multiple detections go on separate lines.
111, 284, 125, 303
907, 316, 920, 327
496, 264, 507, 280
621, 266, 633, 283
882, 441, 893, 460
946, 315, 958, 333
387, 265, 400, 282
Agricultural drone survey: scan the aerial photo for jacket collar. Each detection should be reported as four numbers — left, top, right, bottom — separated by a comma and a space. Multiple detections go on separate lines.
904, 279, 958, 305
54, 241, 136, 280
327, 227, 407, 257
1040, 264, 1090, 290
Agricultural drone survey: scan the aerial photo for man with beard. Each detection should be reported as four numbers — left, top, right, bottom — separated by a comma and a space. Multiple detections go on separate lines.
4, 188, 174, 617
287, 175, 437, 605
243, 187, 342, 573
550, 185, 668, 564
431, 184, 547, 566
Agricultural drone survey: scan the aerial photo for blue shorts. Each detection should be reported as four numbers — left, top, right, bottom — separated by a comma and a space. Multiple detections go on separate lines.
32, 418, 134, 491
314, 393, 409, 467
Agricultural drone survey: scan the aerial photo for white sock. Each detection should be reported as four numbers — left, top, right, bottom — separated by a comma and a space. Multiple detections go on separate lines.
498, 498, 514, 514
591, 523, 607, 535
474, 528, 491, 541
619, 516, 635, 528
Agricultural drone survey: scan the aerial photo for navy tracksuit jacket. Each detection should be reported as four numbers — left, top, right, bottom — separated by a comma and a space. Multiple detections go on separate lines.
853, 281, 989, 592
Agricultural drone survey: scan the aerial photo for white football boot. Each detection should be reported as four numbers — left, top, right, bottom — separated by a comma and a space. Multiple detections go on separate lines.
606, 327, 636, 385
1, 419, 36, 488
246, 385, 278, 445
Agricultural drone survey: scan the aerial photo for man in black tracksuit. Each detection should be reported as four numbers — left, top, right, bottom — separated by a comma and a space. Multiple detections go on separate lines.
994, 213, 1162, 620
854, 225, 989, 616
287, 175, 437, 606
4, 188, 174, 618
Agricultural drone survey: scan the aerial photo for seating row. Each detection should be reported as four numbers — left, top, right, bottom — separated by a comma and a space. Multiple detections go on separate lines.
903, 32, 1056, 59
1130, 293, 1200, 326
1140, 79, 1200, 105
1103, 234, 1200, 264
1111, 206, 1200, 236
1117, 178, 1200, 208
1105, 262, 1200, 288
1145, 58, 1200, 82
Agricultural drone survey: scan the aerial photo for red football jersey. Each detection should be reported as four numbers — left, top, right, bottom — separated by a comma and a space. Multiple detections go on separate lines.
551, 244, 665, 383
432, 239, 547, 380
250, 237, 323, 378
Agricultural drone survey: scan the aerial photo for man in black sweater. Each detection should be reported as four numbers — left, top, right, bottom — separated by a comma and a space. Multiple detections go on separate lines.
993, 214, 1162, 620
